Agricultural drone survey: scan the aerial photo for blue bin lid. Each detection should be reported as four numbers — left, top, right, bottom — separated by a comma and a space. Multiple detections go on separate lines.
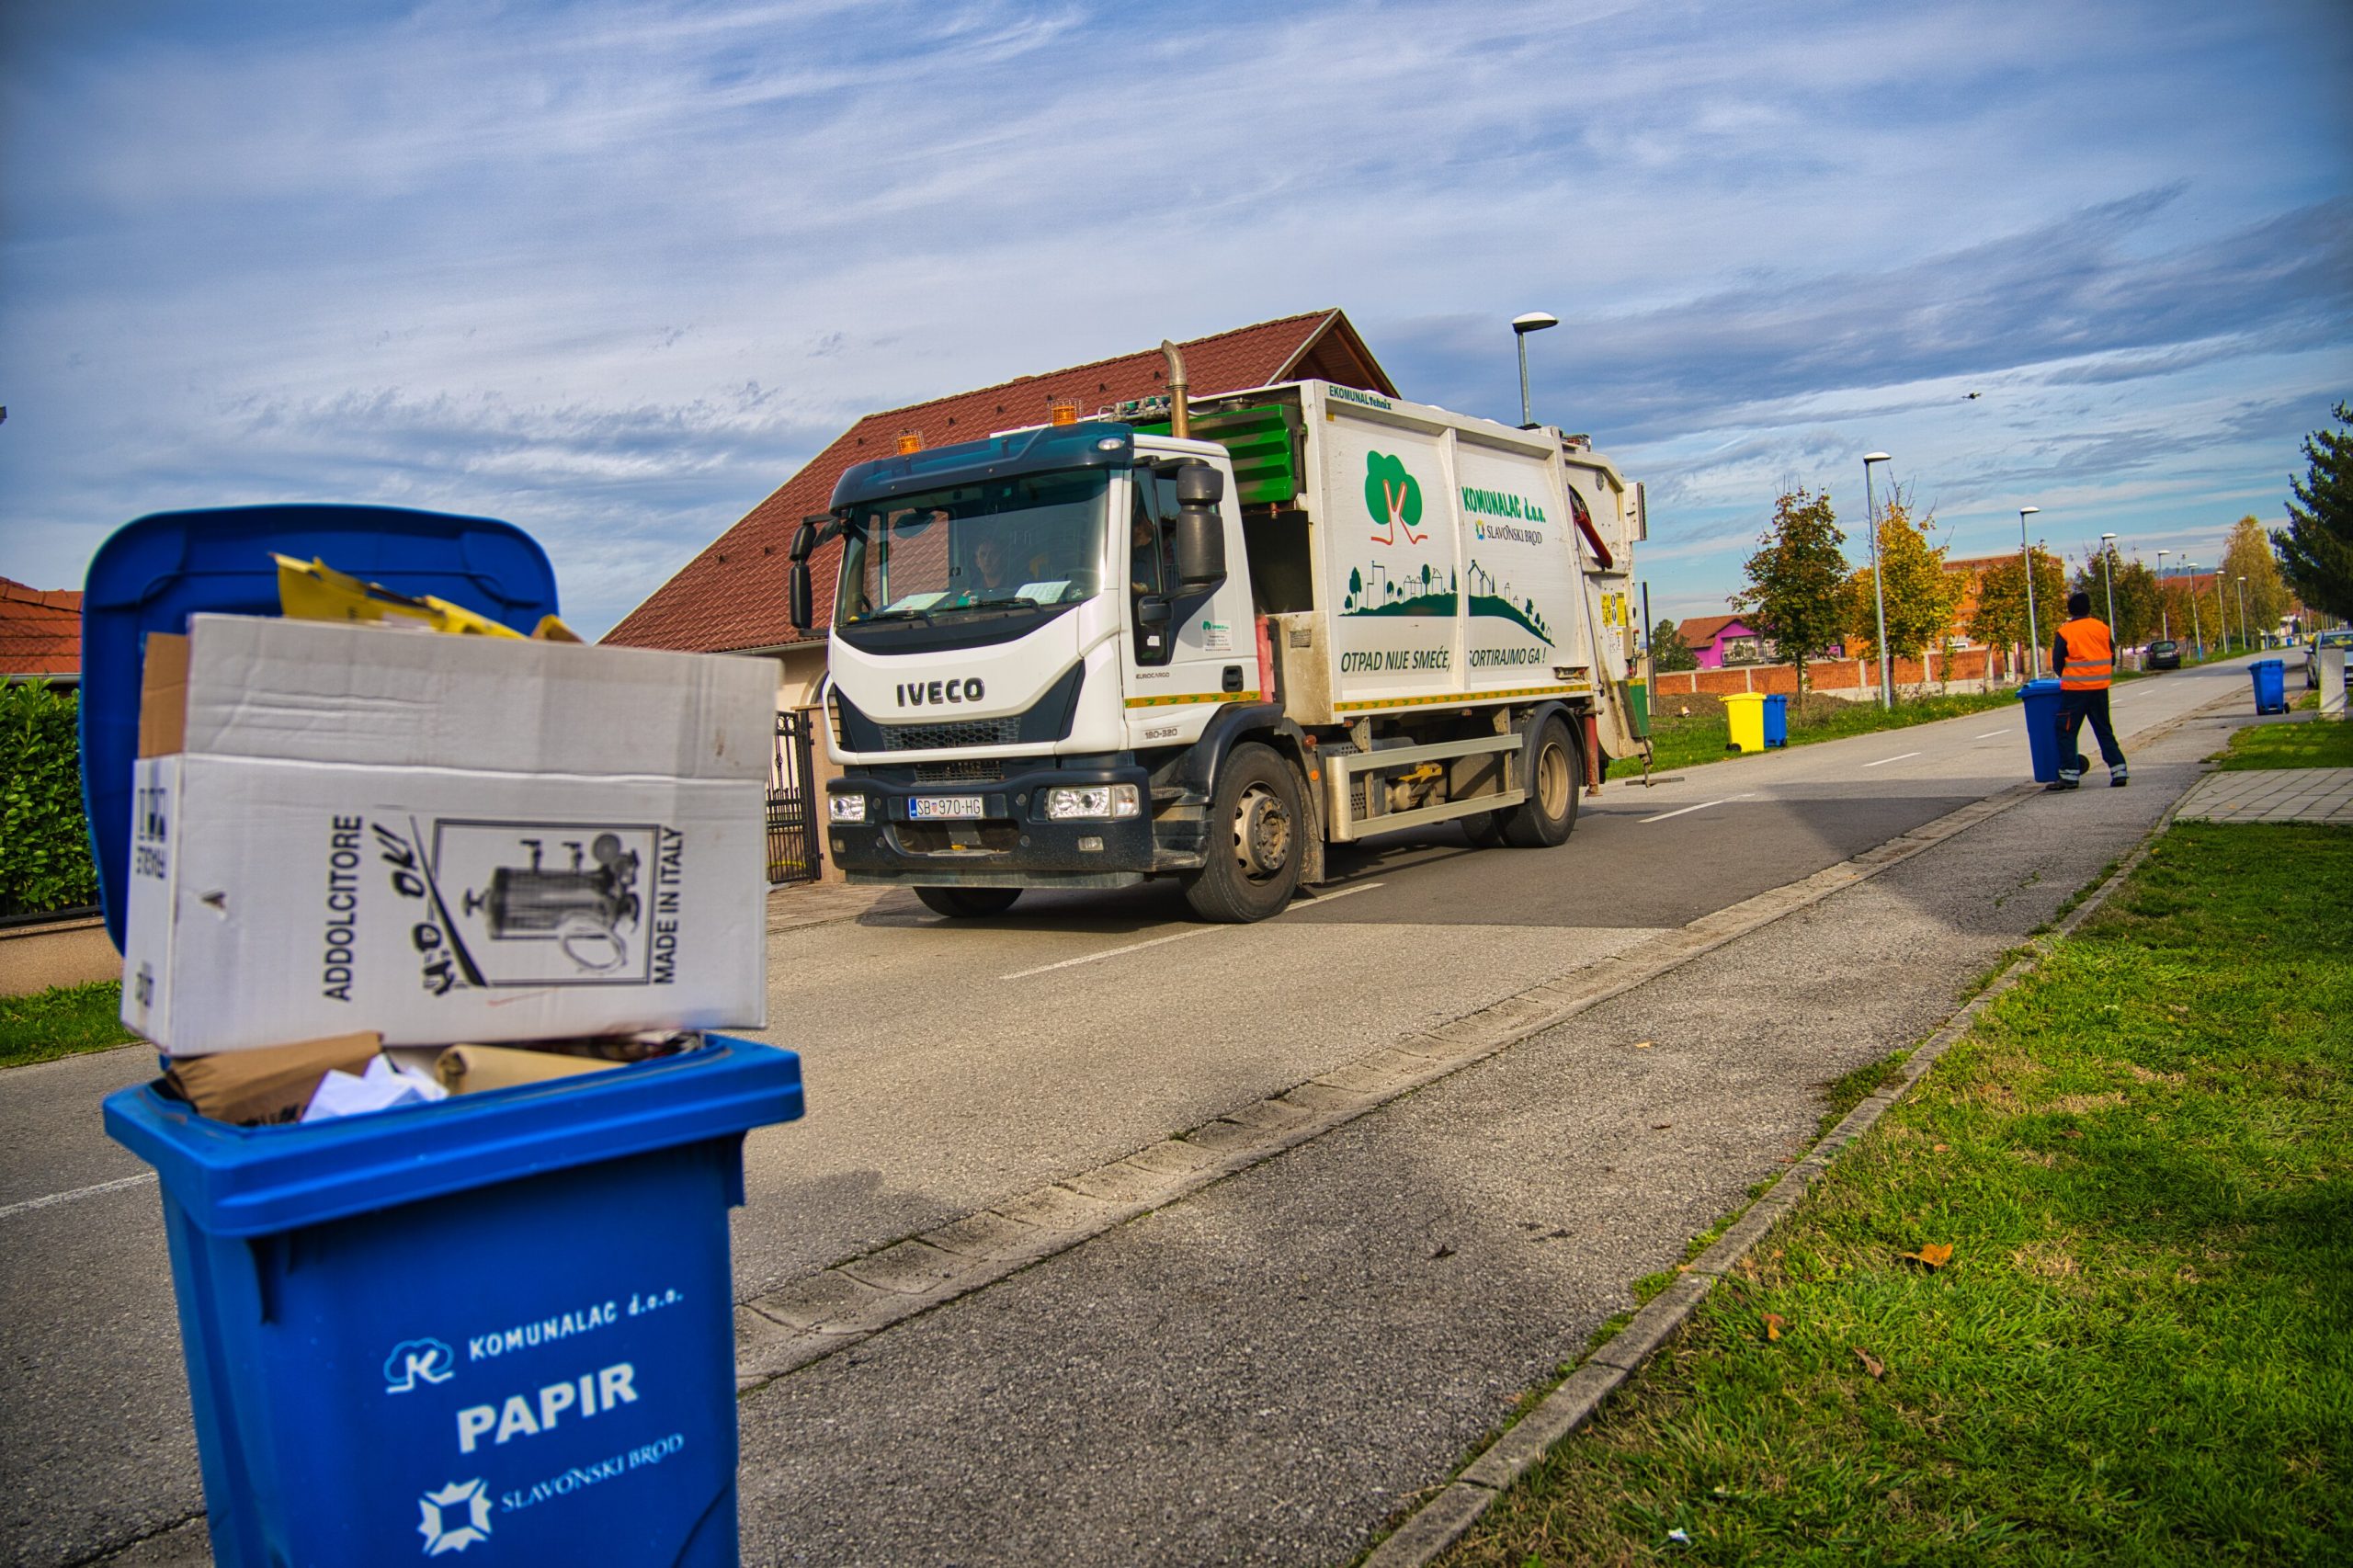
2018, 677, 2063, 699
103, 1036, 802, 1236
79, 506, 559, 951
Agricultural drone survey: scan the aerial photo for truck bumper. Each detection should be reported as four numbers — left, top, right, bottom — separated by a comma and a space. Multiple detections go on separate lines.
825, 762, 1165, 887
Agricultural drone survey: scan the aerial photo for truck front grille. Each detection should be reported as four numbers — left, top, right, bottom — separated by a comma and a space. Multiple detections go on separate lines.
914, 760, 1006, 785
881, 718, 1022, 751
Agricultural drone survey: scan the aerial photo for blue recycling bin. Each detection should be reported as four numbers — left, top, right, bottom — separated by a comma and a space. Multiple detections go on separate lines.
2018, 677, 2067, 783
2250, 658, 2287, 714
106, 1046, 801, 1567
1761, 693, 1790, 748
84, 506, 804, 1566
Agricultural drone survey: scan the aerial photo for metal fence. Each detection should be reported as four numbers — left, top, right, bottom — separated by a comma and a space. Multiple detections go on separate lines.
767, 710, 822, 885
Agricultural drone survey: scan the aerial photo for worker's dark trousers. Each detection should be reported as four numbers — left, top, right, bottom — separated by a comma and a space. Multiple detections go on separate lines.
2055, 687, 2125, 778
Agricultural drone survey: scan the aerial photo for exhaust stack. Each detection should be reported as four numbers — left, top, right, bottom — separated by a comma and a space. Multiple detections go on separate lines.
1160, 339, 1190, 439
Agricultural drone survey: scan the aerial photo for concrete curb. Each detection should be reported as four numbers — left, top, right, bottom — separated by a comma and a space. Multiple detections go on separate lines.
1352, 720, 2217, 1568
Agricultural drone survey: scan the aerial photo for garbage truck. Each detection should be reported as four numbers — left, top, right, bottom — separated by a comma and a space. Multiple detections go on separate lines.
787, 350, 1647, 922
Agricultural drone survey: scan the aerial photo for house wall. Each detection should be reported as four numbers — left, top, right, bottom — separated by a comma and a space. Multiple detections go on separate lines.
1690, 621, 1761, 670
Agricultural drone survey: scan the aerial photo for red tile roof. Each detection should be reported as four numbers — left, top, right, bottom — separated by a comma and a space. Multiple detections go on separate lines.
603, 310, 1395, 653
0, 577, 82, 680
1677, 614, 1747, 648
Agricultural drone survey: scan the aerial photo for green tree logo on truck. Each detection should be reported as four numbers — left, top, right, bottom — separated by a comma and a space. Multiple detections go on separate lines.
1365, 452, 1427, 545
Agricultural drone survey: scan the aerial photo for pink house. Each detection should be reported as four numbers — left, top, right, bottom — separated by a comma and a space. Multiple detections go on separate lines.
1677, 615, 1768, 669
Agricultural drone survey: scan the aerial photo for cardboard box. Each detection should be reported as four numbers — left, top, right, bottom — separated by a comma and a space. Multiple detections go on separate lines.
165, 613, 776, 778
122, 617, 775, 1053
165, 1031, 382, 1125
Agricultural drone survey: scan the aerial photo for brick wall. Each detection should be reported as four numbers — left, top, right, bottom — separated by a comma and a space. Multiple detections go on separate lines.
1651, 646, 1997, 700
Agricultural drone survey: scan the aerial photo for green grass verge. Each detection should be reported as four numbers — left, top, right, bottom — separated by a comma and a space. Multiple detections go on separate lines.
1642, 688, 2020, 774
2211, 715, 2353, 771
0, 980, 141, 1068
1439, 821, 2353, 1566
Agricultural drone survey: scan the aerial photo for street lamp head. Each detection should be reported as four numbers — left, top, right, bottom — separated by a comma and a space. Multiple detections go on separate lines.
1510, 312, 1558, 335
2019, 506, 2040, 517
1863, 452, 1890, 465
2100, 532, 2117, 543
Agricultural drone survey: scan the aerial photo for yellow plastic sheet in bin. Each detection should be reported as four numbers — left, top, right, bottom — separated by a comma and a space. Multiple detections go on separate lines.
1723, 691, 1768, 753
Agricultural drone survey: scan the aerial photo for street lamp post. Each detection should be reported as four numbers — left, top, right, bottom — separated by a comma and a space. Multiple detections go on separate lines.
2156, 550, 2170, 640
2236, 575, 2250, 651
2019, 506, 2042, 679
2099, 533, 2118, 638
2187, 562, 2203, 656
1864, 453, 1893, 708
1511, 312, 1557, 429
2214, 566, 2230, 653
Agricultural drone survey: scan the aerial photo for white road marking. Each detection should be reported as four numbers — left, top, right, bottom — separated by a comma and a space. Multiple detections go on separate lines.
1863, 751, 1923, 768
1974, 729, 2010, 739
998, 881, 1387, 980
1639, 793, 1754, 824
0, 1172, 155, 1222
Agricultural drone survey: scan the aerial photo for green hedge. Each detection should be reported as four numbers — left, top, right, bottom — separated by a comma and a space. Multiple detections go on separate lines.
0, 683, 98, 918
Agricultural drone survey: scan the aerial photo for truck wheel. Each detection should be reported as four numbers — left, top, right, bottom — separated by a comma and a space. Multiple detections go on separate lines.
915, 887, 1023, 919
1182, 743, 1302, 923
1498, 715, 1580, 847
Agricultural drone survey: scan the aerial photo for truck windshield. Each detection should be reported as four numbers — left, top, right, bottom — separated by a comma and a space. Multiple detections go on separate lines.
835, 471, 1108, 630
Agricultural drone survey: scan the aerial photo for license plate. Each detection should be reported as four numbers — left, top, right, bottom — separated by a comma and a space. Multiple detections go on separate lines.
910, 796, 985, 820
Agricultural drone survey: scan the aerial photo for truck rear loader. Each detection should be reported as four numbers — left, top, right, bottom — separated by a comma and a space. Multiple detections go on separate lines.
788, 350, 1647, 923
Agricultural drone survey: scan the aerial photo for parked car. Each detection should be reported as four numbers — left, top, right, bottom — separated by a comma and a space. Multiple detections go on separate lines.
2146, 639, 2182, 671
2306, 629, 2353, 687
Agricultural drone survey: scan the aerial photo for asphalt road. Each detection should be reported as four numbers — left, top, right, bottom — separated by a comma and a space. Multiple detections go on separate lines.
0, 655, 2267, 1566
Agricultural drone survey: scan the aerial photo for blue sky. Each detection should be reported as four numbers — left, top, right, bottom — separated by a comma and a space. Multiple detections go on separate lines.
5, 0, 2349, 638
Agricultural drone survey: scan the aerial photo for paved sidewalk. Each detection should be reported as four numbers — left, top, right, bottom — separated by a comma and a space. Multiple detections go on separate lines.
727, 686, 2248, 1563
764, 878, 911, 932
2174, 766, 2353, 824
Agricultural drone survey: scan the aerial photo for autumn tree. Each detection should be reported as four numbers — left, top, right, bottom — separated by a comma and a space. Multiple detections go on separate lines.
2069, 547, 2161, 648
1844, 495, 1962, 694
1731, 487, 1847, 696
2274, 402, 2353, 620
2110, 558, 2163, 648
2218, 515, 2291, 644
2157, 576, 2210, 650
1970, 548, 2067, 675
1649, 619, 1698, 672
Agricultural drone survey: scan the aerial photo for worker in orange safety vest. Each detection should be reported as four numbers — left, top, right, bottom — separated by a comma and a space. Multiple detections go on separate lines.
2051, 590, 2127, 790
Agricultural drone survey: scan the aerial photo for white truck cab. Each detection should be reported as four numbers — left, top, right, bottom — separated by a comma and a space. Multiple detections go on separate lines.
790, 378, 1645, 922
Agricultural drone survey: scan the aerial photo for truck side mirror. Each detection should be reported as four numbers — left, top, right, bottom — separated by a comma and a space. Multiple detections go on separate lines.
788, 562, 813, 631
788, 513, 834, 631
1172, 462, 1227, 590
790, 515, 824, 563
1175, 462, 1222, 507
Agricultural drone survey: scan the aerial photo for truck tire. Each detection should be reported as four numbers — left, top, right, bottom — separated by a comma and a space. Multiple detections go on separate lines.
1461, 812, 1509, 847
915, 887, 1023, 919
1182, 743, 1302, 923
1496, 714, 1580, 847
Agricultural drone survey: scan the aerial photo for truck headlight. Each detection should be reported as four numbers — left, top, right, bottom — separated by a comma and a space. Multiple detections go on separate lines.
1045, 784, 1140, 820
828, 795, 869, 824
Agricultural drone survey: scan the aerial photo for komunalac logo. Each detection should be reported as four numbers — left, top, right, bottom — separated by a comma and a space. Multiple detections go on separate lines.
418, 1477, 494, 1555
385, 1338, 458, 1394
1364, 452, 1426, 545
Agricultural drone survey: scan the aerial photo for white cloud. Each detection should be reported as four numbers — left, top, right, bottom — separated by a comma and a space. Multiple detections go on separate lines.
3, 0, 2348, 634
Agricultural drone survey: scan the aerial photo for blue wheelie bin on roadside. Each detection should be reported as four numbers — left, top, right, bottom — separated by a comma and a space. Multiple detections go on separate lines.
2250, 658, 2287, 714
1761, 693, 1790, 748
84, 506, 804, 1568
2018, 677, 2068, 783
